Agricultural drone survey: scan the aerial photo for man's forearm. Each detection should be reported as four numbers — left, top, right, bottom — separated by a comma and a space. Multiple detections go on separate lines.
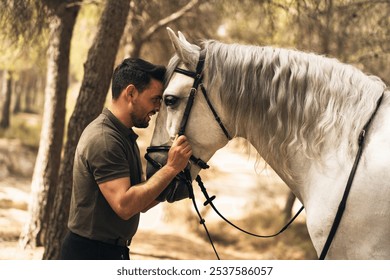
122, 165, 178, 218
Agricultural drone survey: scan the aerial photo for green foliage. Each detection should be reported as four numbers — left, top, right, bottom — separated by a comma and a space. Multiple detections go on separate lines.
218, 0, 390, 82
0, 0, 47, 46
0, 34, 47, 71
0, 113, 41, 149
216, 0, 286, 45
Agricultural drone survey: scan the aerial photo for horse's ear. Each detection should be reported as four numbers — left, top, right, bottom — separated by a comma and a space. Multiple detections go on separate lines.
167, 27, 199, 67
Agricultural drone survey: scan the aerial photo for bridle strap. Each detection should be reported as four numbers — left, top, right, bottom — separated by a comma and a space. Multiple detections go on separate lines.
174, 68, 197, 78
178, 88, 196, 136
319, 92, 384, 260
200, 84, 232, 140
175, 51, 231, 140
146, 49, 221, 171
177, 50, 206, 136
146, 146, 210, 169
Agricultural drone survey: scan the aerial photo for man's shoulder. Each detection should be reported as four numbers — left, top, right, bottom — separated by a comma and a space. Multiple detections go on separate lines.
83, 113, 118, 138
78, 114, 124, 152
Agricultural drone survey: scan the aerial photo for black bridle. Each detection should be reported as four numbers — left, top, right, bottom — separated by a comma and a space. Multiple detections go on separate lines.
145, 49, 386, 260
145, 50, 231, 171
174, 50, 231, 140
145, 50, 306, 260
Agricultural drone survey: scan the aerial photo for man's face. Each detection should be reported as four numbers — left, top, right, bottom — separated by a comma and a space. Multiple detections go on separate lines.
131, 79, 163, 128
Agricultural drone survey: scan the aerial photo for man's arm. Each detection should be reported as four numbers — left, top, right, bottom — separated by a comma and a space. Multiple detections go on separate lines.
98, 135, 191, 220
141, 200, 160, 213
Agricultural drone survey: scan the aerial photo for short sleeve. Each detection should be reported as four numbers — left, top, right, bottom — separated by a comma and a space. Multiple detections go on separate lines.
86, 132, 130, 184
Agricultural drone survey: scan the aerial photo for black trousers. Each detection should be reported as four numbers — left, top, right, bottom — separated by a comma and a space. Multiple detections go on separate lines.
61, 231, 130, 260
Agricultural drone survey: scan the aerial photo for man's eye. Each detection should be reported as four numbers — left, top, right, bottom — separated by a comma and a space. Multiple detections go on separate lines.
152, 98, 162, 104
164, 95, 179, 107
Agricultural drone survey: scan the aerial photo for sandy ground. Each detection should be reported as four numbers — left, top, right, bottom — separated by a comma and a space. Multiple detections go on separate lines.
0, 135, 315, 260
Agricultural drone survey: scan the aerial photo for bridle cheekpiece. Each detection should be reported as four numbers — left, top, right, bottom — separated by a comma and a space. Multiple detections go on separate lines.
145, 49, 231, 172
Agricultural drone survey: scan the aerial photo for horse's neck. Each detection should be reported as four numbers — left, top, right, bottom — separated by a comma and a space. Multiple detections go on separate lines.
243, 131, 353, 204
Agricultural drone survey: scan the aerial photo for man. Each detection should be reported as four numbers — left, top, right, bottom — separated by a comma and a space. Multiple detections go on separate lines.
61, 58, 192, 260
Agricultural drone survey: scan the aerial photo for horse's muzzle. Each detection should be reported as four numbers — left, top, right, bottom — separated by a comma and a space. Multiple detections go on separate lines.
145, 146, 191, 203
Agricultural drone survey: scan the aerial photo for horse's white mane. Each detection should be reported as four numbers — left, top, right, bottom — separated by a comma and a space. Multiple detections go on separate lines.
166, 40, 386, 175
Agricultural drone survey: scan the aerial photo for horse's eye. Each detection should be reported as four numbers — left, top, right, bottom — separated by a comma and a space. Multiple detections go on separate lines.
164, 95, 178, 107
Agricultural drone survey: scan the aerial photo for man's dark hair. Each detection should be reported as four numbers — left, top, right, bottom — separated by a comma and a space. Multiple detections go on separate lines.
111, 58, 166, 100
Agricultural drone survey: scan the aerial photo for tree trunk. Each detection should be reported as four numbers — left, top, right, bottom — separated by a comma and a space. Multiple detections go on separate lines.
19, 3, 80, 249
24, 74, 35, 113
321, 0, 333, 55
15, 70, 29, 113
0, 70, 12, 129
13, 74, 22, 114
43, 0, 130, 260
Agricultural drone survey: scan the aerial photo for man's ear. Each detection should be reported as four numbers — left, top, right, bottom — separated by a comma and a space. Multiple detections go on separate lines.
124, 84, 136, 100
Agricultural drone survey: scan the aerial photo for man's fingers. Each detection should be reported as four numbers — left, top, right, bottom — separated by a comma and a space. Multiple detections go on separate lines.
182, 143, 192, 154
179, 137, 192, 154
171, 135, 192, 157
171, 134, 179, 147
167, 135, 193, 172
173, 135, 187, 146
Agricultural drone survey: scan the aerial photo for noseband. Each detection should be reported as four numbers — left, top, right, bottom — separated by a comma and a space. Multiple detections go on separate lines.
146, 49, 231, 171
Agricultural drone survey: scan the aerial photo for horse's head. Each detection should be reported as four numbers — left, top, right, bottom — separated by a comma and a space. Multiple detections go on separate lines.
145, 28, 231, 202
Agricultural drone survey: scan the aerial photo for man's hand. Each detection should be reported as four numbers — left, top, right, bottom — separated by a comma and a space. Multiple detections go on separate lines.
99, 137, 192, 220
166, 135, 192, 173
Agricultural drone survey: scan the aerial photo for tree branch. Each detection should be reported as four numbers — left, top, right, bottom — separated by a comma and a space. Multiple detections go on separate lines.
141, 0, 200, 42
66, 0, 101, 8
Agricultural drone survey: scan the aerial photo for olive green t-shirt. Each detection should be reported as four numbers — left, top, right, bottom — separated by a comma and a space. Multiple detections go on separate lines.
68, 108, 143, 244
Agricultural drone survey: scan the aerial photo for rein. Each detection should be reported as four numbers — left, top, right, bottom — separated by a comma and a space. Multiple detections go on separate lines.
319, 92, 384, 259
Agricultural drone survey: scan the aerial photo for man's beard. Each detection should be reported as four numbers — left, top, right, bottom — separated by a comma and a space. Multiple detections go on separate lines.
131, 112, 149, 128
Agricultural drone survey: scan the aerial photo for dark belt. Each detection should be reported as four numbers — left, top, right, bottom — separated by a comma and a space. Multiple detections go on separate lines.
100, 237, 132, 247
69, 231, 131, 247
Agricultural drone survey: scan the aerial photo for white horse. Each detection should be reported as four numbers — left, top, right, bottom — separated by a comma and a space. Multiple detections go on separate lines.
147, 28, 390, 259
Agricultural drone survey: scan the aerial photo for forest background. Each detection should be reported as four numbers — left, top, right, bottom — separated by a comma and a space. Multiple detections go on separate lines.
0, 0, 389, 260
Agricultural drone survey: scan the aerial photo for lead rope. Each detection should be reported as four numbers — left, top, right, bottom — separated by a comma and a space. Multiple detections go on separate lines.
184, 169, 220, 260
195, 175, 305, 239
183, 172, 305, 260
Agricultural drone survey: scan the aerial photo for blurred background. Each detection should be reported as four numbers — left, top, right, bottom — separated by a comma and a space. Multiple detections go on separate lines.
0, 0, 389, 260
